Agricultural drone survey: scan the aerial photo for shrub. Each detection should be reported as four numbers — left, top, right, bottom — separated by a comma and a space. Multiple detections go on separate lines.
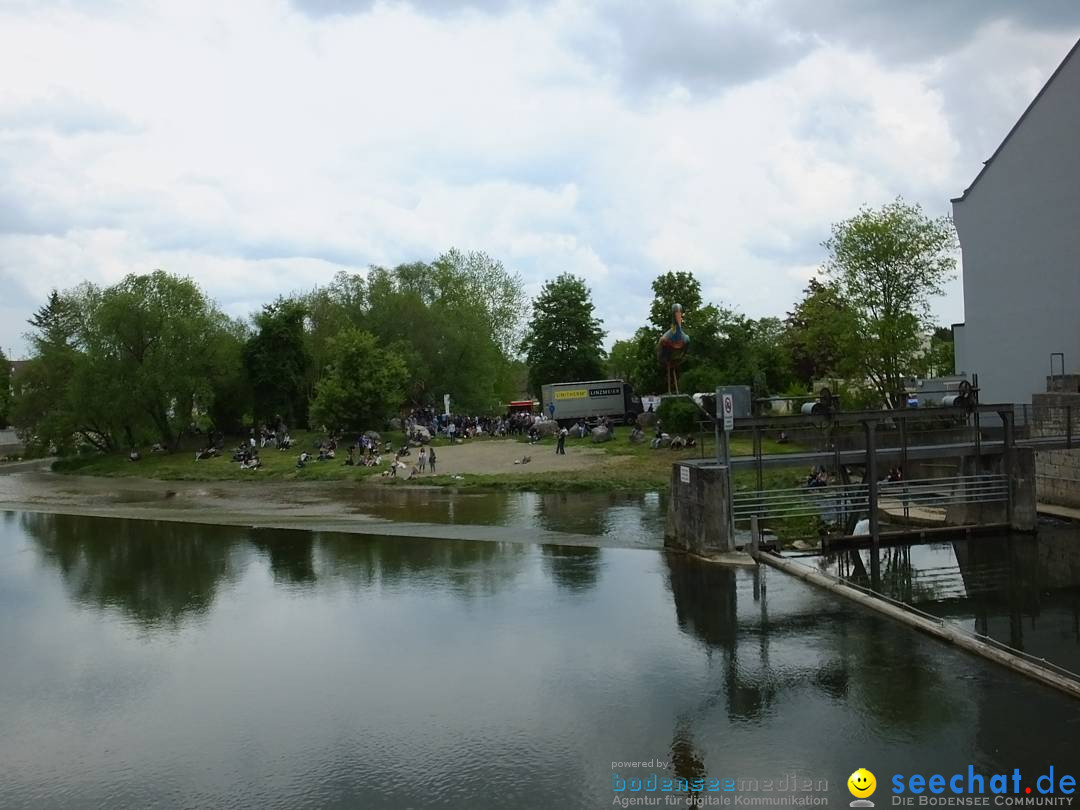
656, 397, 700, 434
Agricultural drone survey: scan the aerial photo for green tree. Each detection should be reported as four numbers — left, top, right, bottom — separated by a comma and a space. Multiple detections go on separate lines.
784, 278, 856, 388
0, 349, 10, 428
520, 274, 607, 397
607, 338, 637, 382
822, 198, 957, 407
244, 298, 312, 429
309, 328, 407, 432
14, 274, 236, 452
915, 327, 955, 378
648, 271, 703, 332
94, 271, 228, 448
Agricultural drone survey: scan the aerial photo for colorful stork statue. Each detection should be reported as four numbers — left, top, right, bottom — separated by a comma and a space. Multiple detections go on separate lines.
657, 303, 690, 394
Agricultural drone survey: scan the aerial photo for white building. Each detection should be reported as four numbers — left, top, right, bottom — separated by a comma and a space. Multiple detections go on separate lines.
952, 37, 1080, 404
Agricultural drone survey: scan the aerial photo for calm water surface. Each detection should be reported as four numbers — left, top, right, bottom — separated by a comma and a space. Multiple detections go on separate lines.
816, 525, 1080, 674
2, 510, 1079, 809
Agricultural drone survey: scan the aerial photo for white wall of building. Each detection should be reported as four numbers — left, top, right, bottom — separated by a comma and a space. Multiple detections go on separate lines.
953, 42, 1080, 404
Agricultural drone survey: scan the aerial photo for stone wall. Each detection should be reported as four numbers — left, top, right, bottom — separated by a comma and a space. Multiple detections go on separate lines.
1031, 392, 1080, 508
665, 463, 733, 555
942, 448, 1036, 532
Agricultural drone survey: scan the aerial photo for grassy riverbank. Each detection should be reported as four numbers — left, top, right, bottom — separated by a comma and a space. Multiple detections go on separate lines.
51, 428, 807, 493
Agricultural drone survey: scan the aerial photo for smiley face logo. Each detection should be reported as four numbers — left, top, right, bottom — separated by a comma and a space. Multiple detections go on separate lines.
848, 768, 877, 799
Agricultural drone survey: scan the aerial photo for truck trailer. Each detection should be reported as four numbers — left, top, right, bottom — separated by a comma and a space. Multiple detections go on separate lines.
540, 380, 643, 426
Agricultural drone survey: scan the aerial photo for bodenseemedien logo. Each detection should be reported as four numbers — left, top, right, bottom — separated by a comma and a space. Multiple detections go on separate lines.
848, 768, 877, 807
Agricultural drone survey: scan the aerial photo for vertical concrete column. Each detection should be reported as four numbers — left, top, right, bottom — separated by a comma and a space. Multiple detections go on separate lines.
665, 463, 733, 554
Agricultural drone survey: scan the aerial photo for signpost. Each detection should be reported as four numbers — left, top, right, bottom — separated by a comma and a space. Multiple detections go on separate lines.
717, 390, 736, 542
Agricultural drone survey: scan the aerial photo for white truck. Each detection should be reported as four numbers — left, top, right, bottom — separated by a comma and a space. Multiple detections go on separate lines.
540, 379, 644, 426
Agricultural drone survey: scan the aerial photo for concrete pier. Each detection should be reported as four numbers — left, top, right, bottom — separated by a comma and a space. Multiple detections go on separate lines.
665, 462, 733, 554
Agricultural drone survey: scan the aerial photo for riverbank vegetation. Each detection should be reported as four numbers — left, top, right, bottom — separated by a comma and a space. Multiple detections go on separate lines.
10, 199, 957, 494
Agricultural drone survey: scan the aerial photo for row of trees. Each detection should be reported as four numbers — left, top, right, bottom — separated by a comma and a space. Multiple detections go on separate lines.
11, 250, 526, 452
8, 198, 957, 451
521, 199, 957, 408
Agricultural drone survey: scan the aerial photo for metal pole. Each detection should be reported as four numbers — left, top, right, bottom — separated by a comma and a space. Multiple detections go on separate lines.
722, 428, 734, 541
714, 417, 721, 466
754, 424, 763, 491
865, 420, 880, 590
1002, 409, 1014, 527
899, 416, 908, 477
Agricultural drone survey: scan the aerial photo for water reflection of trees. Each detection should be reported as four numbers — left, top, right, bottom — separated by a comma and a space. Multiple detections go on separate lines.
312, 533, 529, 598
349, 487, 514, 526
22, 512, 243, 629
540, 545, 601, 592
249, 529, 316, 585
25, 513, 536, 626
536, 493, 614, 536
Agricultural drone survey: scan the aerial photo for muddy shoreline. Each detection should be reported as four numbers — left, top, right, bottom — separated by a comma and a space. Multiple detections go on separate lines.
0, 466, 662, 548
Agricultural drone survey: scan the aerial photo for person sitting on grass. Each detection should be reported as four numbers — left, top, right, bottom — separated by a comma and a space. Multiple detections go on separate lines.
296, 451, 310, 469
128, 448, 141, 462
240, 453, 262, 471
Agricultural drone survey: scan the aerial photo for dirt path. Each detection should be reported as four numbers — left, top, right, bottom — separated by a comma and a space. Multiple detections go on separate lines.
417, 439, 613, 475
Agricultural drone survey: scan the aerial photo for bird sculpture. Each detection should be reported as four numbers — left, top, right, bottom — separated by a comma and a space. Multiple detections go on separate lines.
657, 303, 690, 394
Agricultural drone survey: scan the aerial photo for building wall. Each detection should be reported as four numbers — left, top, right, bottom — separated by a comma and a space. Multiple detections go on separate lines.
952, 44, 1080, 404
1031, 392, 1080, 508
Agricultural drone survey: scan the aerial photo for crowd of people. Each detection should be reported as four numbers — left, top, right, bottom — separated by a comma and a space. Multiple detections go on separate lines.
125, 405, 703, 474
402, 408, 547, 442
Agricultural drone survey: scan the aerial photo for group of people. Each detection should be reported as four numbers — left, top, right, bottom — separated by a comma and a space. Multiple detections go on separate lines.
403, 408, 553, 443
806, 466, 829, 487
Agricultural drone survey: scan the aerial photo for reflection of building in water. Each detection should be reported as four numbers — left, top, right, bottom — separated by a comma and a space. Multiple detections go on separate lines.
831, 532, 1080, 674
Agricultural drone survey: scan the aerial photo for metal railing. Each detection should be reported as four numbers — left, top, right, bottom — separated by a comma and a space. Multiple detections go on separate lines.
733, 473, 1008, 528
733, 482, 869, 522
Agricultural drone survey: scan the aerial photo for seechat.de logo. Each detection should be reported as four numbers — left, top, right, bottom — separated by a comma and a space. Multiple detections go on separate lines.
848, 768, 877, 807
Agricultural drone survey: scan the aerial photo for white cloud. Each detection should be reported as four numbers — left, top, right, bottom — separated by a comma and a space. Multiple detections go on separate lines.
0, 0, 1077, 356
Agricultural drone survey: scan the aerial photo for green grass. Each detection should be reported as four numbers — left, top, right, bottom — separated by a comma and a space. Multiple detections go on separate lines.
51, 425, 814, 499
51, 430, 419, 482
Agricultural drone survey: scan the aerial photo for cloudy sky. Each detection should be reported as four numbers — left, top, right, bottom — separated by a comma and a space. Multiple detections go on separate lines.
1, 0, 1078, 358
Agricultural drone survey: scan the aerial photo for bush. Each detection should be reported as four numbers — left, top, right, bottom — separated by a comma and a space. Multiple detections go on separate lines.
657, 397, 699, 434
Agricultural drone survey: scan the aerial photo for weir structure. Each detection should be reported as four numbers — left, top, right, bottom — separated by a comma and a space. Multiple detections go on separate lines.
663, 402, 1066, 583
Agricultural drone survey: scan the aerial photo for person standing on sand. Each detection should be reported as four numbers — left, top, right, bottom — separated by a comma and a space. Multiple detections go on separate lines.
418, 447, 427, 472
556, 427, 567, 455
428, 446, 437, 474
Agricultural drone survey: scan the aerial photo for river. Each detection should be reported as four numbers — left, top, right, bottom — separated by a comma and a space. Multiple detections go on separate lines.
2, 499, 1079, 808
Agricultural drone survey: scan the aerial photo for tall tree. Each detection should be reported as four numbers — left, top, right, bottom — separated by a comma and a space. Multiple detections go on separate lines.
244, 299, 312, 428
822, 198, 957, 407
784, 278, 856, 388
0, 349, 10, 428
648, 271, 703, 332
309, 328, 407, 433
14, 274, 238, 452
520, 274, 607, 397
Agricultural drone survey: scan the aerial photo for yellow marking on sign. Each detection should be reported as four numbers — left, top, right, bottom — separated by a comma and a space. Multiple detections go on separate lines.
554, 389, 588, 400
